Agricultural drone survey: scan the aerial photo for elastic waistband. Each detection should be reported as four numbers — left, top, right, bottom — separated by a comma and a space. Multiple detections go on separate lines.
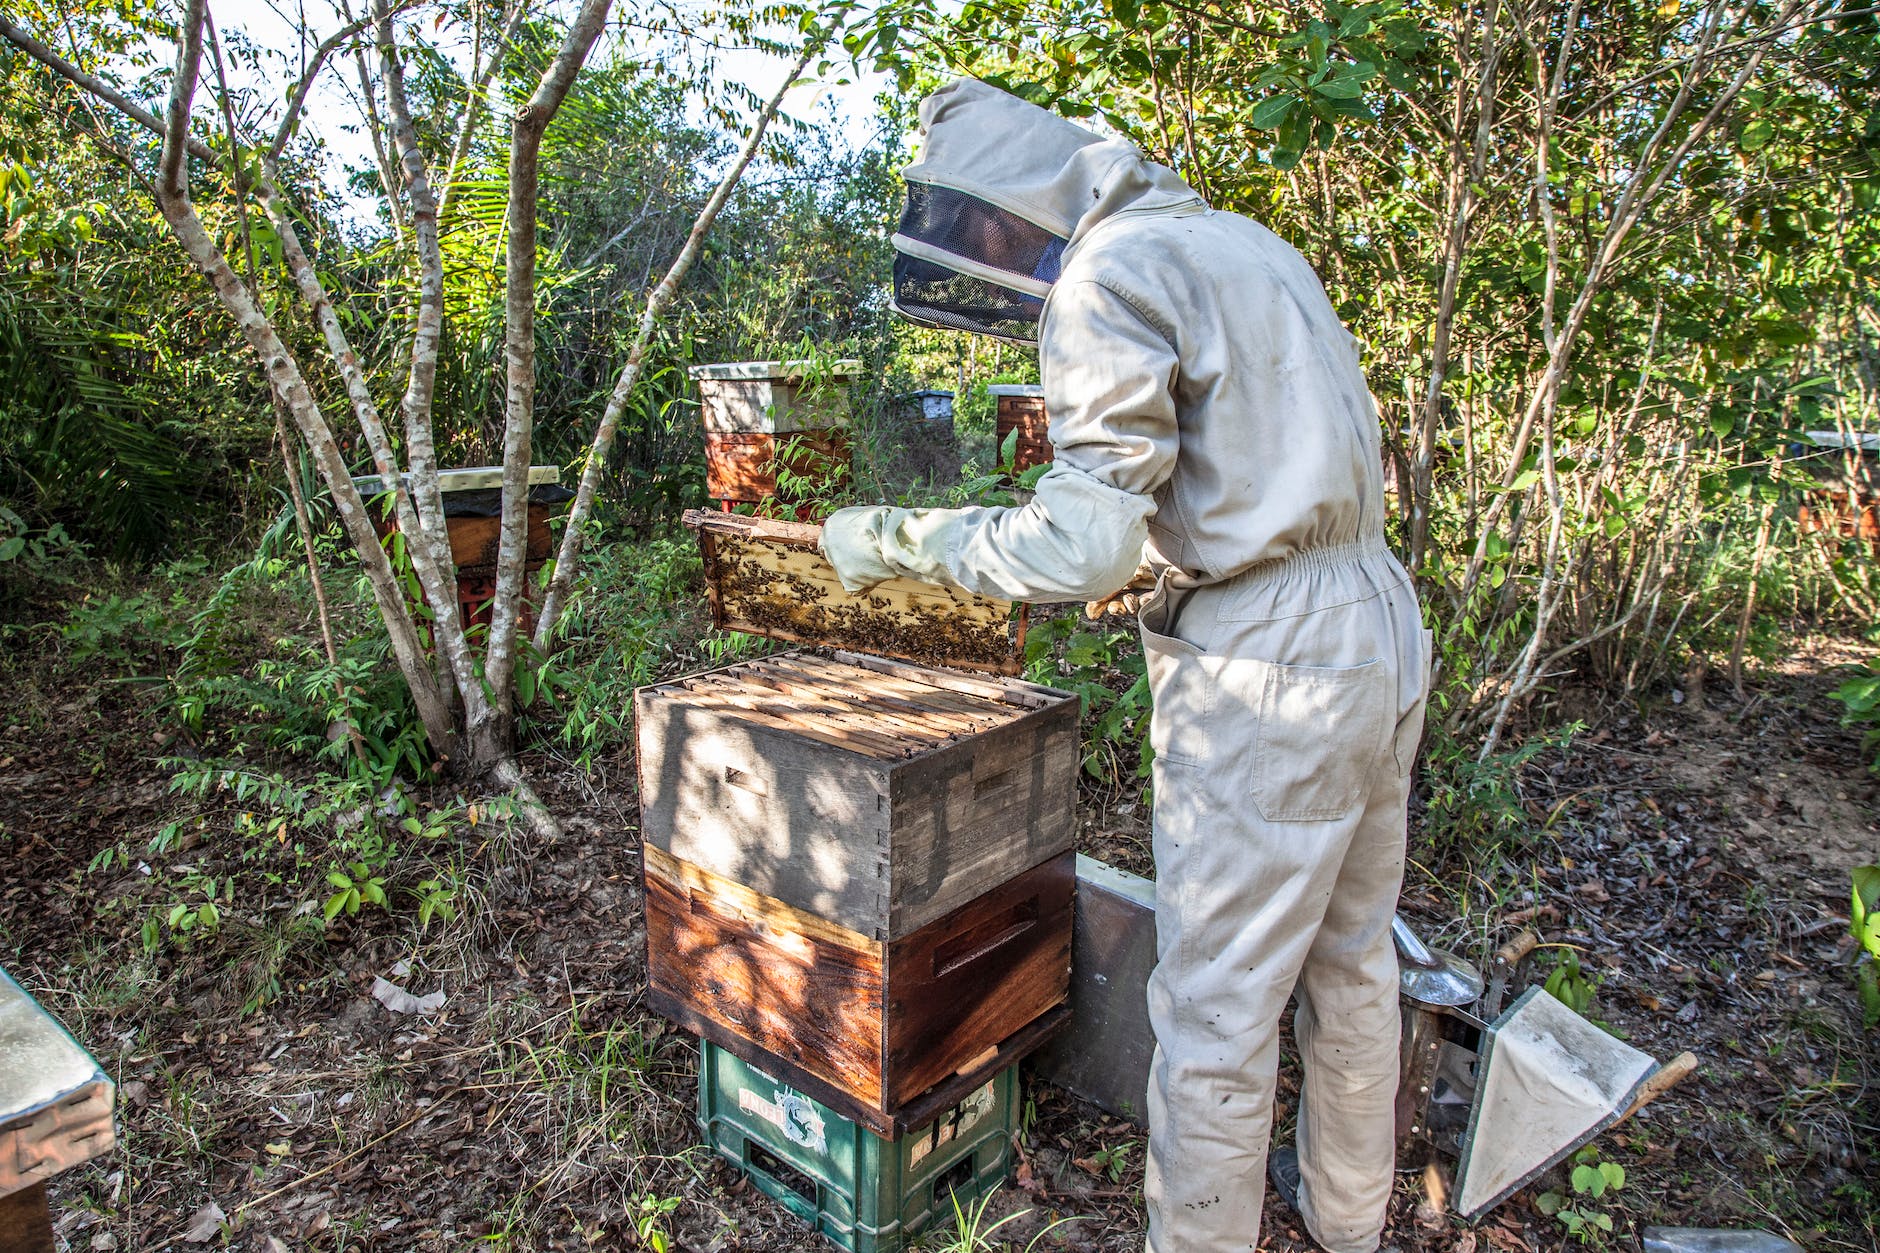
1218, 530, 1394, 589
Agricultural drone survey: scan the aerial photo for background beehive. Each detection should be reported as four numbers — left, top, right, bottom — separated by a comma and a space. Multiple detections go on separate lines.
987, 385, 1052, 472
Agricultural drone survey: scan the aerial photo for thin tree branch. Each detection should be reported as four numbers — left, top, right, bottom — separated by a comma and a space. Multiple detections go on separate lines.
532, 40, 820, 651
438, 0, 531, 223
336, 0, 407, 238
0, 11, 218, 165
159, 0, 208, 202
374, 0, 483, 723
267, 2, 418, 163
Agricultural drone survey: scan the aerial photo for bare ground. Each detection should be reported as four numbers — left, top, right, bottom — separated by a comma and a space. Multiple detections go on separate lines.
1, 627, 1875, 1252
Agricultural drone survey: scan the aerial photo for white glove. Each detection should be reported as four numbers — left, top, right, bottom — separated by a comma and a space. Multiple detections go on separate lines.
821, 465, 1155, 603
819, 506, 897, 593
1084, 559, 1157, 620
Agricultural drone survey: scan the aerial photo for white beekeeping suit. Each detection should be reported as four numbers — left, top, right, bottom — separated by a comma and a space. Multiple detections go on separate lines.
822, 79, 1429, 1253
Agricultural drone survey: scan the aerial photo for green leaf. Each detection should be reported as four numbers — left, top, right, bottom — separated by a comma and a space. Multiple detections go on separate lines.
326, 869, 354, 890
1600, 1162, 1626, 1190
1852, 865, 1880, 958
1739, 119, 1773, 153
1251, 94, 1298, 129
323, 891, 348, 921
1278, 107, 1312, 155
1312, 77, 1366, 100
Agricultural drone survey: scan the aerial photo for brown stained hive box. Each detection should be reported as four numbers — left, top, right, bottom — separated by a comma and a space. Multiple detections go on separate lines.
352, 465, 574, 633
1797, 429, 1879, 558
645, 844, 1072, 1133
703, 430, 852, 507
636, 649, 1078, 939
684, 510, 1026, 676
351, 464, 571, 576
987, 385, 1052, 472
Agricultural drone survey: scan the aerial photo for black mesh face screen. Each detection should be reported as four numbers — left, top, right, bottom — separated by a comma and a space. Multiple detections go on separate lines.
892, 252, 1046, 341
896, 183, 1066, 286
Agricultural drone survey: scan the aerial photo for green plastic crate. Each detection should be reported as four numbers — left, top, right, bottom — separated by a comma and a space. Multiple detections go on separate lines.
698, 1041, 1016, 1252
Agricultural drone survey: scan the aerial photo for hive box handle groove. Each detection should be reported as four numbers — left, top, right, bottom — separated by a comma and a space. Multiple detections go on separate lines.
931, 899, 1040, 978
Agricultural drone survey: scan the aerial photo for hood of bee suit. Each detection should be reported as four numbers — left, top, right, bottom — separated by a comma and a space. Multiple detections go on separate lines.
889, 78, 1206, 342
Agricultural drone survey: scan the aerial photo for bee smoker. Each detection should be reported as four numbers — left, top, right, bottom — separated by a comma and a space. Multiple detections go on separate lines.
1390, 915, 1693, 1219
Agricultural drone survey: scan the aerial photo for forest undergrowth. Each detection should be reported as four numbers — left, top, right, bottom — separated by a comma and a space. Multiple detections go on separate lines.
0, 529, 1875, 1252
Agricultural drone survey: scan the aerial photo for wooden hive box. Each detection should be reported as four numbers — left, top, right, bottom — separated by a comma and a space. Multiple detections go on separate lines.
704, 430, 852, 507
637, 649, 1077, 938
987, 385, 1052, 472
692, 361, 860, 507
690, 360, 861, 434
647, 844, 1072, 1133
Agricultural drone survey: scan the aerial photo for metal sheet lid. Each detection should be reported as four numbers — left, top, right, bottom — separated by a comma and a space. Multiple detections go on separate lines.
1453, 986, 1659, 1219
687, 359, 861, 382
350, 464, 561, 498
0, 965, 108, 1123
985, 384, 1044, 397
1805, 430, 1878, 452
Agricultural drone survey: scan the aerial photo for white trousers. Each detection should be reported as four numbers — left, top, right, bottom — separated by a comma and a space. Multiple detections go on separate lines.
1140, 540, 1429, 1253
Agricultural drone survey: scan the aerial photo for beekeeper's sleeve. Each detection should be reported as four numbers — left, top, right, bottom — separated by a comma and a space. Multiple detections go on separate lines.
821, 278, 1177, 600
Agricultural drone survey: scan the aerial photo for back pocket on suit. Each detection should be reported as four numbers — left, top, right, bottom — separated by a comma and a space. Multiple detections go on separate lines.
1253, 657, 1388, 822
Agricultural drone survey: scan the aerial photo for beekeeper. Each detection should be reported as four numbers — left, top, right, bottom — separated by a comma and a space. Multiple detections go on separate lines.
819, 80, 1429, 1253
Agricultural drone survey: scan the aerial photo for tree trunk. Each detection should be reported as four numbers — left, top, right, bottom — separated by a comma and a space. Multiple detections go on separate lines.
480, 0, 615, 769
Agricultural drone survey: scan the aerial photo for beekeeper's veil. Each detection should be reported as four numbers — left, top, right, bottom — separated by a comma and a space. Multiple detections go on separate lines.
891, 80, 1204, 342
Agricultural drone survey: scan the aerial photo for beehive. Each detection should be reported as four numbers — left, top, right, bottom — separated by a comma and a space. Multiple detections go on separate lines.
636, 650, 1076, 936
690, 360, 861, 433
987, 384, 1052, 472
691, 361, 859, 507
649, 847, 1071, 1129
